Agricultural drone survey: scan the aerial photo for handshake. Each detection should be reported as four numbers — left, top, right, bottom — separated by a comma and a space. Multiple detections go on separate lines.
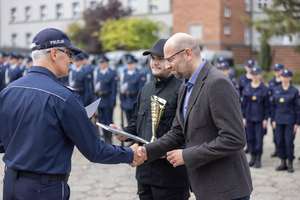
129, 144, 147, 167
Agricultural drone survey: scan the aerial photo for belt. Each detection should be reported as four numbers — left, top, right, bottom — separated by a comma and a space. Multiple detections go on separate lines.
6, 166, 69, 182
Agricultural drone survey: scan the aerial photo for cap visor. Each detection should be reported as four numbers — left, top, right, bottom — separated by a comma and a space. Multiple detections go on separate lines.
68, 45, 84, 55
143, 50, 164, 57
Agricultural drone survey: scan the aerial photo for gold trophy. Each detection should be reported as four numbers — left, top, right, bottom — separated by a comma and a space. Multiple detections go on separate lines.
150, 95, 167, 142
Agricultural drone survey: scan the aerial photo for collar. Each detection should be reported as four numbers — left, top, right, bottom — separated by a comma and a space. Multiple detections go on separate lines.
127, 69, 137, 75
183, 60, 206, 89
9, 63, 18, 70
154, 74, 175, 88
100, 67, 109, 74
75, 65, 83, 72
28, 66, 59, 82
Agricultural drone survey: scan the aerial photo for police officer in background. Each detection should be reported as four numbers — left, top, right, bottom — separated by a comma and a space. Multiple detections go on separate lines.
22, 56, 33, 76
17, 54, 25, 71
268, 63, 284, 157
242, 67, 270, 168
4, 53, 23, 87
1, 52, 9, 91
0, 28, 139, 199
238, 59, 255, 96
94, 55, 118, 144
217, 62, 239, 91
111, 39, 190, 200
217, 57, 228, 68
82, 53, 94, 105
120, 55, 145, 124
271, 69, 300, 172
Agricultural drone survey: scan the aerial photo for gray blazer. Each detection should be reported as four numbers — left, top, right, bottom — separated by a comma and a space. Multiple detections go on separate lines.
145, 61, 253, 200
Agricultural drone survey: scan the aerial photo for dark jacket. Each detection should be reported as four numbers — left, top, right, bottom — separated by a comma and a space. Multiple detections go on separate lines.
124, 74, 188, 187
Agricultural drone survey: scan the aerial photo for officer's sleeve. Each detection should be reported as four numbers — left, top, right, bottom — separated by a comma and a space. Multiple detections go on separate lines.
0, 139, 5, 153
270, 89, 276, 122
295, 91, 300, 125
264, 88, 271, 120
60, 93, 133, 164
241, 91, 247, 118
111, 72, 117, 107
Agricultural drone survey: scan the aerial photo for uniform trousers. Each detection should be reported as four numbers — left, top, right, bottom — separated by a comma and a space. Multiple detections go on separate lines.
246, 121, 265, 155
137, 182, 190, 200
3, 169, 70, 200
124, 109, 133, 124
275, 123, 295, 160
98, 107, 113, 144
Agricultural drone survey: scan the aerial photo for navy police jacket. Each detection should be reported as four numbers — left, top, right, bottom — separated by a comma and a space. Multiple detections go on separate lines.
0, 66, 133, 174
271, 85, 300, 125
241, 82, 270, 122
238, 74, 251, 96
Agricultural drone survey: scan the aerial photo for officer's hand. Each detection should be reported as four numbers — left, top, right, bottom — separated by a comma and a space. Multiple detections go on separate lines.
272, 121, 276, 129
128, 144, 147, 167
262, 119, 267, 130
293, 124, 298, 134
109, 124, 129, 141
243, 118, 247, 127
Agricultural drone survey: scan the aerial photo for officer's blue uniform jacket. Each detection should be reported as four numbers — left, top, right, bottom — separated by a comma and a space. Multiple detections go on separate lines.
239, 74, 251, 96
84, 64, 94, 105
242, 82, 270, 122
0, 66, 133, 174
268, 77, 281, 90
69, 67, 90, 106
94, 68, 117, 108
271, 85, 300, 125
4, 64, 23, 86
120, 69, 145, 110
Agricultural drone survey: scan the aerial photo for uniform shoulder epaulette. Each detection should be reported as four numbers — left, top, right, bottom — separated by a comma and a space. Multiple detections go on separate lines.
57, 82, 77, 92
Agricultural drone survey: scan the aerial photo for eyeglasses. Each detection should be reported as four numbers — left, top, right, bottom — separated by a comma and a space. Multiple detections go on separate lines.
47, 48, 75, 60
165, 49, 185, 63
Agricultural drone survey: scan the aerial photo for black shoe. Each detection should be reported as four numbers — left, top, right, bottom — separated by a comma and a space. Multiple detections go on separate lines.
276, 159, 287, 171
253, 154, 261, 168
249, 154, 256, 167
271, 150, 277, 157
287, 160, 294, 173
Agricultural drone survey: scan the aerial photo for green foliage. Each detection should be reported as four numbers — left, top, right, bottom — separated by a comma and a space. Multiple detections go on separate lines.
100, 17, 164, 52
258, 41, 272, 71
65, 21, 86, 50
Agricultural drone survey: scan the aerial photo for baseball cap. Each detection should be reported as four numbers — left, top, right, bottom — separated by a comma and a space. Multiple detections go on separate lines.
273, 63, 284, 70
217, 57, 228, 63
9, 53, 19, 59
30, 28, 84, 55
281, 69, 293, 77
218, 62, 230, 70
73, 54, 84, 61
245, 59, 255, 67
98, 55, 109, 63
250, 67, 261, 74
126, 55, 137, 63
143, 39, 167, 57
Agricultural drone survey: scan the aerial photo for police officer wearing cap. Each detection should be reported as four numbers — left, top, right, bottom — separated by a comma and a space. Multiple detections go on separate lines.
94, 55, 118, 145
271, 69, 300, 172
238, 59, 255, 96
112, 39, 190, 200
218, 62, 239, 91
82, 53, 94, 105
120, 55, 145, 124
0, 52, 10, 91
242, 67, 270, 168
22, 56, 33, 76
3, 53, 23, 87
0, 28, 139, 199
268, 63, 284, 157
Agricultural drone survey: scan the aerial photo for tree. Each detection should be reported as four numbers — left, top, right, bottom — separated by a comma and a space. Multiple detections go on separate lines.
66, 0, 131, 54
99, 17, 164, 52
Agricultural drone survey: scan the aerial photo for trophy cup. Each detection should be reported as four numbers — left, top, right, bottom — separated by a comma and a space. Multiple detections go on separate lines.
150, 95, 167, 142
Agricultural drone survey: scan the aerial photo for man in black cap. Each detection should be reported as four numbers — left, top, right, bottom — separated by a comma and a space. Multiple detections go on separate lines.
3, 53, 23, 87
0, 28, 141, 199
111, 39, 190, 200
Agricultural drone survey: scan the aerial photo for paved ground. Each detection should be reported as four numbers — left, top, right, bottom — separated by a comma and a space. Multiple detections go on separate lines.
0, 95, 300, 199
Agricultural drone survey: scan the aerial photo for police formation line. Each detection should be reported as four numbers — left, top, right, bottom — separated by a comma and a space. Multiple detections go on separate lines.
1, 51, 299, 173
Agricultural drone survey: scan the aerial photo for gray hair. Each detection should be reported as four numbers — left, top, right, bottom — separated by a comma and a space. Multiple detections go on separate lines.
30, 43, 52, 62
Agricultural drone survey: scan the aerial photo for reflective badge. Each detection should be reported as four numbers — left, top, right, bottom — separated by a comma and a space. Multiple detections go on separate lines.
279, 98, 284, 103
252, 96, 257, 100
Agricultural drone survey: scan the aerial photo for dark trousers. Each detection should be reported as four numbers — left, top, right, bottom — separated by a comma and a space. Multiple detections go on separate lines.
137, 182, 190, 200
98, 107, 113, 144
246, 121, 265, 155
275, 123, 295, 160
125, 109, 133, 124
3, 169, 70, 200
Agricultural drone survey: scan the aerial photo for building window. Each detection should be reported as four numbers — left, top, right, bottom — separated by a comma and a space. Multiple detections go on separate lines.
128, 0, 137, 15
224, 24, 231, 35
282, 35, 293, 45
245, 0, 251, 12
26, 33, 31, 48
40, 5, 47, 21
90, 1, 97, 10
189, 24, 203, 39
25, 7, 31, 22
255, 31, 261, 45
11, 8, 17, 23
224, 7, 231, 18
149, 0, 158, 14
256, 0, 268, 12
73, 2, 80, 18
56, 4, 63, 19
12, 34, 17, 47
244, 27, 250, 45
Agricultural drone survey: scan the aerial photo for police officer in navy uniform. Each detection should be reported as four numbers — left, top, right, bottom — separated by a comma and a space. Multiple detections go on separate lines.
82, 53, 94, 105
271, 69, 300, 172
242, 67, 270, 168
0, 28, 139, 200
94, 55, 118, 145
3, 53, 23, 87
238, 59, 255, 96
0, 52, 10, 91
268, 63, 284, 157
218, 62, 239, 91
17, 54, 26, 71
22, 56, 33, 76
120, 55, 145, 124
